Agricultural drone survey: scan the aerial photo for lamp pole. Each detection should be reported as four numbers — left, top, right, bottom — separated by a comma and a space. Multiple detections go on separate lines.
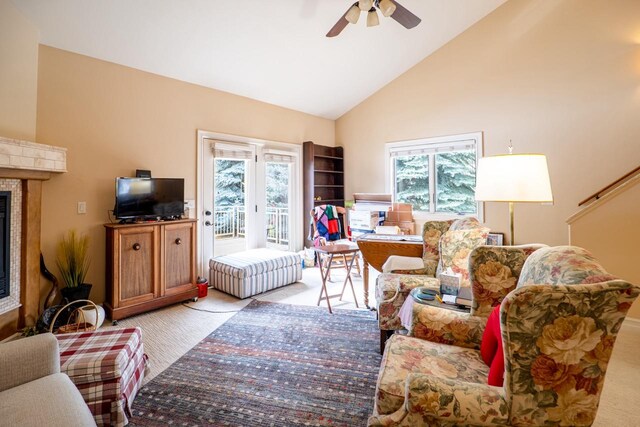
509, 201, 515, 246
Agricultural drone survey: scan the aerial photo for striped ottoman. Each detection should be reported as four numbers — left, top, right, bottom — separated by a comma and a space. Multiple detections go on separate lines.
210, 248, 302, 298
57, 327, 149, 427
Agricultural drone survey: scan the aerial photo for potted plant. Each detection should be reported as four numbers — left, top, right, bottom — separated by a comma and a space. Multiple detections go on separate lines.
57, 230, 92, 302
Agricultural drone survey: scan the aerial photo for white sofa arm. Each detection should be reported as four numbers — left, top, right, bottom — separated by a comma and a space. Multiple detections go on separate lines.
0, 333, 60, 392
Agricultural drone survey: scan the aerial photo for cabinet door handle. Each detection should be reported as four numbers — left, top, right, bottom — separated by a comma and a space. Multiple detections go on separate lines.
133, 243, 141, 251
175, 238, 182, 245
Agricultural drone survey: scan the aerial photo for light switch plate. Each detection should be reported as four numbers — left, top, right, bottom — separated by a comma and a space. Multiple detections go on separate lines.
77, 201, 87, 214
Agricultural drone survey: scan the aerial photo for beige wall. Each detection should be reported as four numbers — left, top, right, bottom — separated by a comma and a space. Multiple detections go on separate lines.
570, 179, 640, 318
35, 46, 334, 306
0, 0, 39, 140
336, 0, 640, 248
0, 0, 40, 337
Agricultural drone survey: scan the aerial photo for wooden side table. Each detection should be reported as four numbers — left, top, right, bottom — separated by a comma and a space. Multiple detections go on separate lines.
314, 244, 360, 314
356, 234, 423, 309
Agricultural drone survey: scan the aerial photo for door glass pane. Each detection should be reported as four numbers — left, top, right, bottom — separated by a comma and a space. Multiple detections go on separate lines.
213, 159, 247, 257
265, 162, 290, 250
394, 154, 430, 211
435, 150, 477, 213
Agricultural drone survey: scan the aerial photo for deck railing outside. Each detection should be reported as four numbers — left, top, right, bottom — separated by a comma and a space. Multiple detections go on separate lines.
214, 205, 288, 245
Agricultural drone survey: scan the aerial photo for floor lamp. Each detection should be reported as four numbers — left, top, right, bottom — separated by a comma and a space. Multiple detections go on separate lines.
475, 153, 553, 245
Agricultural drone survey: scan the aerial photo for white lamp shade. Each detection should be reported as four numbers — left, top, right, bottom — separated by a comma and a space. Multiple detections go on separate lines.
378, 0, 397, 17
475, 154, 553, 202
346, 5, 360, 24
359, 0, 373, 11
367, 8, 380, 27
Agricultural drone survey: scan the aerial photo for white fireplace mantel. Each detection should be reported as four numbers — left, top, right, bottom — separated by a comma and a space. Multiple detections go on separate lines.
0, 136, 67, 173
0, 136, 67, 331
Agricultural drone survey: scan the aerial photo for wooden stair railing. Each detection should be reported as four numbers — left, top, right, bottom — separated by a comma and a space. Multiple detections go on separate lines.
578, 165, 640, 207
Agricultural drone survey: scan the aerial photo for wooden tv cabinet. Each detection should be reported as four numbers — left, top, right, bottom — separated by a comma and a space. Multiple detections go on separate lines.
104, 219, 198, 322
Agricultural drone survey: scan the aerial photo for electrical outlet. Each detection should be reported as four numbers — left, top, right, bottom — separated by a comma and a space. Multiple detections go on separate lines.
77, 201, 87, 214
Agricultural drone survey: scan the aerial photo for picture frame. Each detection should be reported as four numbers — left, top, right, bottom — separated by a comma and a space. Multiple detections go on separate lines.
487, 232, 504, 246
439, 273, 461, 296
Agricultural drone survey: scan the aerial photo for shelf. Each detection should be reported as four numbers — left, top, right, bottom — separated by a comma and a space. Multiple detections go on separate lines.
314, 154, 343, 160
314, 170, 344, 174
314, 199, 345, 204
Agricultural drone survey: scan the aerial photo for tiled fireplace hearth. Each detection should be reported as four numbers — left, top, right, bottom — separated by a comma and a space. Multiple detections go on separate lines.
0, 136, 66, 339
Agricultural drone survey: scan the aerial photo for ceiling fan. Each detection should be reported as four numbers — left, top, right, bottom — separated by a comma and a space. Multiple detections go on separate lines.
326, 0, 421, 37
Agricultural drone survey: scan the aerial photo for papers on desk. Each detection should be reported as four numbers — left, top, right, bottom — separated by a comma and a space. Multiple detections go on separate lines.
357, 234, 422, 242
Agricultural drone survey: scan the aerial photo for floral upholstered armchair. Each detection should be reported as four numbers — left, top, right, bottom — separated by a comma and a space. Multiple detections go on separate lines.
369, 246, 639, 427
409, 244, 546, 349
375, 218, 489, 351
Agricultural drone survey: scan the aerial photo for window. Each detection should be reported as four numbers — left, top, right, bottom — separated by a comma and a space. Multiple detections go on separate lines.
386, 132, 483, 218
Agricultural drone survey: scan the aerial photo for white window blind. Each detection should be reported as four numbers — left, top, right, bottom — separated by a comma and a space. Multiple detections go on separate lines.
264, 153, 294, 163
388, 140, 476, 158
210, 142, 253, 160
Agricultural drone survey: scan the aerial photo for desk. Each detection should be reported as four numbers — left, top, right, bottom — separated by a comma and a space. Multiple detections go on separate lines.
356, 234, 423, 309
314, 244, 360, 314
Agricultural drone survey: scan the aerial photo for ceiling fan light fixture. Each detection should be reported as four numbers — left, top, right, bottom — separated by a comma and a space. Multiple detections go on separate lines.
367, 8, 380, 27
378, 0, 397, 17
345, 4, 361, 24
359, 0, 373, 11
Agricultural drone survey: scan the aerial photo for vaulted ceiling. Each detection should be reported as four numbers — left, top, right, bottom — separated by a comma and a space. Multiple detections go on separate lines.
13, 0, 505, 119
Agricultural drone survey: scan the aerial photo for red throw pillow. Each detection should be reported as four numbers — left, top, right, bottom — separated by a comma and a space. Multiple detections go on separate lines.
480, 305, 504, 387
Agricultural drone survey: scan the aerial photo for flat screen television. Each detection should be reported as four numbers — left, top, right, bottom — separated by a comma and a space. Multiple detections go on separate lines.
114, 177, 184, 220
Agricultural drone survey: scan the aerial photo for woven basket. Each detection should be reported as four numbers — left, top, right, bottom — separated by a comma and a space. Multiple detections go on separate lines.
49, 299, 99, 334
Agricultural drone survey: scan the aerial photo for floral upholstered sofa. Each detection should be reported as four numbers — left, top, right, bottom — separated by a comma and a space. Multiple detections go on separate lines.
369, 246, 639, 426
376, 217, 490, 351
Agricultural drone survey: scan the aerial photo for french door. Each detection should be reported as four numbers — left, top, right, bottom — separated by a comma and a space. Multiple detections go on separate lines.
198, 134, 301, 277
264, 153, 294, 251
210, 142, 256, 257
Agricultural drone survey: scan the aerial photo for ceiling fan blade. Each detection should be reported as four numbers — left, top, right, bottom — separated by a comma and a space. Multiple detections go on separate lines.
389, 0, 421, 29
326, 4, 353, 37
326, 16, 349, 37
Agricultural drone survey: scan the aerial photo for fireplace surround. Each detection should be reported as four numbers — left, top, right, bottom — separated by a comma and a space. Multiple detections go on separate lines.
0, 136, 66, 339
0, 192, 12, 299
0, 182, 21, 316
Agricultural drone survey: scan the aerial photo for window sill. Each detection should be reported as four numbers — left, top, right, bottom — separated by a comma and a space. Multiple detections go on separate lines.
411, 210, 484, 223
412, 212, 475, 220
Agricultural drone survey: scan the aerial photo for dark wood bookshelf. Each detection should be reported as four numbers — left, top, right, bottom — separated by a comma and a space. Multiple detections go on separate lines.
303, 141, 346, 247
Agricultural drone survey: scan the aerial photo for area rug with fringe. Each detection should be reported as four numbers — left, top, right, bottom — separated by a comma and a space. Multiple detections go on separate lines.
129, 300, 382, 426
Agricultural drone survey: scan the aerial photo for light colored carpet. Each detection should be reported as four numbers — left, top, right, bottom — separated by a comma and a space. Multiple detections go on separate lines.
110, 267, 640, 426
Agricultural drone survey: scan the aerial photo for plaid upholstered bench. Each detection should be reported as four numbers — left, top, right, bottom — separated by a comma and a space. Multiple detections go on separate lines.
210, 248, 302, 298
57, 327, 149, 427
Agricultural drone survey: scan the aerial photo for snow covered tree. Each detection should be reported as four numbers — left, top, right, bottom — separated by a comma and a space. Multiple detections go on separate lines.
393, 150, 477, 213
436, 151, 476, 213
266, 163, 289, 208
214, 159, 245, 207
395, 155, 430, 210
